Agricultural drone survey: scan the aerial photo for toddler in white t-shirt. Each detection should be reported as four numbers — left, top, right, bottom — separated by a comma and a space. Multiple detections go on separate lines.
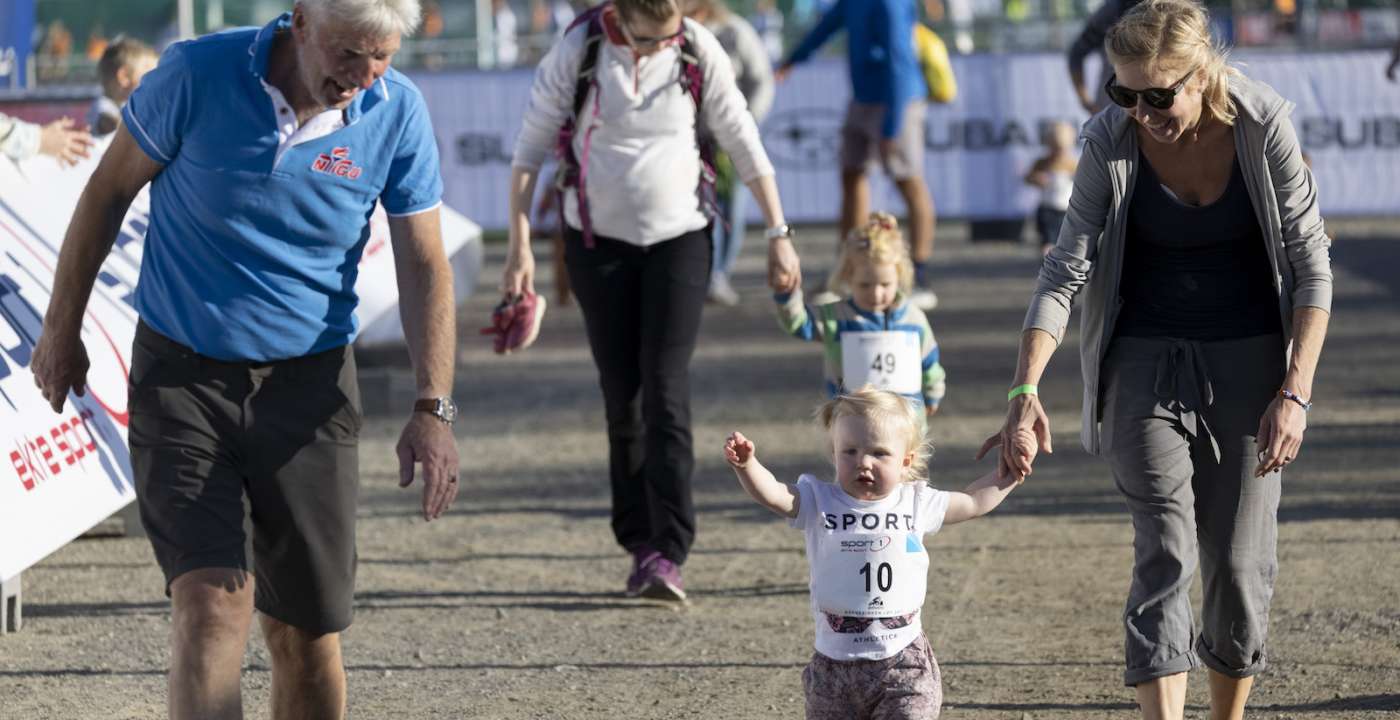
724, 387, 1032, 719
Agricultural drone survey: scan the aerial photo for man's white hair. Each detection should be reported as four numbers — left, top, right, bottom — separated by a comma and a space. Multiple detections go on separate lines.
298, 0, 423, 37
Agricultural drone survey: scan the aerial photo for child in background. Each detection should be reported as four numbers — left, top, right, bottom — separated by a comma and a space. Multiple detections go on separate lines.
88, 37, 158, 136
724, 388, 1030, 719
1024, 120, 1078, 256
775, 212, 946, 421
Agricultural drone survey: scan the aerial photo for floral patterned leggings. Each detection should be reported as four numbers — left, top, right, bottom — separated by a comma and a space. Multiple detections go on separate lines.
802, 633, 942, 720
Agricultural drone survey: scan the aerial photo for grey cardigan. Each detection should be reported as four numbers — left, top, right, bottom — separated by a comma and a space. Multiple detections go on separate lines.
1023, 73, 1333, 455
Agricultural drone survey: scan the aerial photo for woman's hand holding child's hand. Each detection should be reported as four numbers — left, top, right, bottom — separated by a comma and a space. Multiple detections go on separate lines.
724, 432, 755, 468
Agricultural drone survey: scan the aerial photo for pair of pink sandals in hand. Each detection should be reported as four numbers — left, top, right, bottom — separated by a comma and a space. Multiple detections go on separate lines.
480, 292, 547, 355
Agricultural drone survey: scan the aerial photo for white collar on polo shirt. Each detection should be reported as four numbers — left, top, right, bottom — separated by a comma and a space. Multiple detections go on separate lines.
260, 79, 346, 171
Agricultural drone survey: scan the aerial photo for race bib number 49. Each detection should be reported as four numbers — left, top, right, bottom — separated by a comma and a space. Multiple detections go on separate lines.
841, 331, 920, 395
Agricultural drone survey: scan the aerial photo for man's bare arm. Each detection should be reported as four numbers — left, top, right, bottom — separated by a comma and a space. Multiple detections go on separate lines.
33, 123, 162, 412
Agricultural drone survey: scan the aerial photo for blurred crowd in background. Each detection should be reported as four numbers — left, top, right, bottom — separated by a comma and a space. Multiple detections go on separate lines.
11, 0, 1400, 87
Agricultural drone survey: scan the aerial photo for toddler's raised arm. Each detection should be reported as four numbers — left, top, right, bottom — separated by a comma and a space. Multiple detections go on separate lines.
725, 431, 800, 519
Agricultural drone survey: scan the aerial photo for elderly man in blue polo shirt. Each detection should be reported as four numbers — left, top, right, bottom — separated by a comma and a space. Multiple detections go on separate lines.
31, 1, 458, 718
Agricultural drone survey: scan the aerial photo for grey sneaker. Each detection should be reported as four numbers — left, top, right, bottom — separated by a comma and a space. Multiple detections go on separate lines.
637, 553, 686, 602
707, 273, 740, 306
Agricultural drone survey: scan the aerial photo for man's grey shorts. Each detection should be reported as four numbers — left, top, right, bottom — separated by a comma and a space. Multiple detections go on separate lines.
129, 321, 362, 635
840, 99, 927, 181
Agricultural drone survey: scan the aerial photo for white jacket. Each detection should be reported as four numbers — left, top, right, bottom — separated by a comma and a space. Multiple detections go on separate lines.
513, 17, 775, 246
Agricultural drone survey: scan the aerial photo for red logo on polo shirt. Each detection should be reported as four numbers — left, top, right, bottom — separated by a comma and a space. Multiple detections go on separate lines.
311, 146, 363, 180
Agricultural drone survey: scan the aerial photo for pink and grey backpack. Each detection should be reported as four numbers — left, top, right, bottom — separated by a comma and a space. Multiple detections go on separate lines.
554, 2, 718, 248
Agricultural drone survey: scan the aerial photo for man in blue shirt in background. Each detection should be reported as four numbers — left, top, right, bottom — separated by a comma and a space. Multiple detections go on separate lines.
779, 0, 939, 309
31, 1, 459, 717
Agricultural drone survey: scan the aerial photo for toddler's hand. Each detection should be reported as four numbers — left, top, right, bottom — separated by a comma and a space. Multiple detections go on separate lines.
1010, 428, 1038, 482
724, 432, 755, 468
925, 404, 939, 418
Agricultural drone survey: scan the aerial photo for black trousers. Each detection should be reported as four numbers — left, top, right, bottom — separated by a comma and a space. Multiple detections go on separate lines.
564, 225, 710, 565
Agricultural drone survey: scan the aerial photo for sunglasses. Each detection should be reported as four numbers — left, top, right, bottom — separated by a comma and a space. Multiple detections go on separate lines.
1104, 67, 1196, 110
619, 20, 685, 50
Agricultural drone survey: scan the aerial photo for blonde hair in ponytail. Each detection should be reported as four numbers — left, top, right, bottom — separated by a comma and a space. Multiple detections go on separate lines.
1106, 0, 1241, 126
828, 212, 915, 297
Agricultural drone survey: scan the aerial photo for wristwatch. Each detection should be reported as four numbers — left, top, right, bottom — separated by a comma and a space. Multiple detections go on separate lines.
764, 224, 795, 242
413, 397, 458, 425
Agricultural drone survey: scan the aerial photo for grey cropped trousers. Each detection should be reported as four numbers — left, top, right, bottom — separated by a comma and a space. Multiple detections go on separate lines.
1100, 333, 1285, 687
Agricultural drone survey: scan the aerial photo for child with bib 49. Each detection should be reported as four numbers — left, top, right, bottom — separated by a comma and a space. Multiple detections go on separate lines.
775, 212, 946, 421
724, 388, 1031, 719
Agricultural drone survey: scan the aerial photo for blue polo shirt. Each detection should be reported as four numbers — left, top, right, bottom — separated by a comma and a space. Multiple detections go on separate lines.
122, 14, 442, 361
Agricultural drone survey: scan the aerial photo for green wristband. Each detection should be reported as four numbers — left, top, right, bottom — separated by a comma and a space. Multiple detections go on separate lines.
1007, 384, 1038, 402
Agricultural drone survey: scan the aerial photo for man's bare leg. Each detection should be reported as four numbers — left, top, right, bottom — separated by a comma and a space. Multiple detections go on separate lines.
839, 169, 870, 247
169, 568, 255, 720
261, 614, 346, 720
894, 176, 935, 266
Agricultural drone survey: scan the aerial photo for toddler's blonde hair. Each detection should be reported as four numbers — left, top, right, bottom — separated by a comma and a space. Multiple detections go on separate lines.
827, 212, 915, 298
816, 386, 931, 484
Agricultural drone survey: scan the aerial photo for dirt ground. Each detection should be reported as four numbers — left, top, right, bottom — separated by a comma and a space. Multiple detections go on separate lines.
2, 221, 1398, 719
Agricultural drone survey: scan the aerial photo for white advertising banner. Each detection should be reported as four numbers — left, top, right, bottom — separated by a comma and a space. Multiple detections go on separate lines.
417, 50, 1400, 230
0, 151, 140, 584
355, 203, 484, 348
0, 139, 481, 582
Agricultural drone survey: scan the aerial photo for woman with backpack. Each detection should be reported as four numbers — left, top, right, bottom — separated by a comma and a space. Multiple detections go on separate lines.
503, 0, 799, 602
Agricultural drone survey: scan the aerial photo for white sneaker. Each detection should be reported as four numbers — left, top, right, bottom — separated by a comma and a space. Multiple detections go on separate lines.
910, 289, 938, 312
707, 273, 740, 306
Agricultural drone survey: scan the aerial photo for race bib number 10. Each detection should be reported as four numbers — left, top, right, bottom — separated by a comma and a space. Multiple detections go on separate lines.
813, 532, 927, 617
841, 331, 921, 395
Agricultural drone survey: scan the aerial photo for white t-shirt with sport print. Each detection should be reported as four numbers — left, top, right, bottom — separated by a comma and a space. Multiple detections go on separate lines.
790, 474, 950, 661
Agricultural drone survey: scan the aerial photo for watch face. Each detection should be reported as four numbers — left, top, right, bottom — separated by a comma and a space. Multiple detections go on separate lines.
439, 398, 457, 423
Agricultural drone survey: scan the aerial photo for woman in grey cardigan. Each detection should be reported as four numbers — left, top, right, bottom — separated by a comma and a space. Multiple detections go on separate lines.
979, 1, 1331, 717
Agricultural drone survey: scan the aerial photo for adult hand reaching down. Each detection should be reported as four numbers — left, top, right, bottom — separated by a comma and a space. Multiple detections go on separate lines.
397, 411, 461, 521
30, 327, 91, 413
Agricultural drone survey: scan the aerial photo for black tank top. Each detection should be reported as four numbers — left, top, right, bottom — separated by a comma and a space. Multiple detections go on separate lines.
1114, 154, 1281, 341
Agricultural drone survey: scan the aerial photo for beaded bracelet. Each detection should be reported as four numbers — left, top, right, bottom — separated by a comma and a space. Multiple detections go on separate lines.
1280, 389, 1312, 412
